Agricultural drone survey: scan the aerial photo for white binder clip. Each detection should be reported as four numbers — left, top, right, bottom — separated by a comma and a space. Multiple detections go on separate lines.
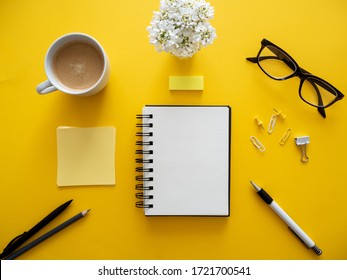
295, 136, 310, 162
250, 136, 265, 152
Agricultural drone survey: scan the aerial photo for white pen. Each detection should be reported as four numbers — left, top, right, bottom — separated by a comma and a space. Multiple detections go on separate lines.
250, 181, 322, 255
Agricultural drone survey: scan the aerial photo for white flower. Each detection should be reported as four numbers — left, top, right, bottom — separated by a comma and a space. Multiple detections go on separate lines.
147, 0, 217, 58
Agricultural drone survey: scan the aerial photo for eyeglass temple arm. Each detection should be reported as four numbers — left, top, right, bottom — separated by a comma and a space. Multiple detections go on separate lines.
246, 57, 257, 63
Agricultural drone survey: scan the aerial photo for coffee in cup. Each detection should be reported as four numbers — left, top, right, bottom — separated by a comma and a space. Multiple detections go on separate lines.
37, 33, 110, 96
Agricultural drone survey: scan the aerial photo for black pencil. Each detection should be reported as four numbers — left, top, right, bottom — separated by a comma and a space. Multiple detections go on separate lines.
0, 199, 72, 259
4, 209, 90, 260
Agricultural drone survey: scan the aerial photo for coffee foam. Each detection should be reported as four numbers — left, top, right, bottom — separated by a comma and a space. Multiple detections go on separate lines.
53, 41, 104, 91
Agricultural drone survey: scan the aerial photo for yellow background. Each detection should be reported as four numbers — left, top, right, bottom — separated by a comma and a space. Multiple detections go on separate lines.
1, 0, 347, 260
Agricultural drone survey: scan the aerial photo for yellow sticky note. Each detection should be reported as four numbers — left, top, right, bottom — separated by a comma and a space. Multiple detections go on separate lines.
169, 76, 204, 90
57, 126, 115, 186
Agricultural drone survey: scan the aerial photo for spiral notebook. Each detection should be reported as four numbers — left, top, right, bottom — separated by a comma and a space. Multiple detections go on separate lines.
135, 105, 231, 216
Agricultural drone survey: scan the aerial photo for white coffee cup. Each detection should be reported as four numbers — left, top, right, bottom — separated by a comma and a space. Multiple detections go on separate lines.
36, 33, 110, 96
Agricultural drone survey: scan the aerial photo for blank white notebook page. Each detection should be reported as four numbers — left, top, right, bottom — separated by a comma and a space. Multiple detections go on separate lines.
142, 106, 230, 216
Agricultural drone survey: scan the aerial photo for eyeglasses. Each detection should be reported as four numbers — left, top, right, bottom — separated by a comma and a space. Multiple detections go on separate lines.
247, 39, 344, 118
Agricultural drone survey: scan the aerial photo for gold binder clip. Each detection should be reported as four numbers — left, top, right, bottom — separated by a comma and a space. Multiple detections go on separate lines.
279, 128, 292, 146
250, 136, 265, 152
267, 115, 277, 134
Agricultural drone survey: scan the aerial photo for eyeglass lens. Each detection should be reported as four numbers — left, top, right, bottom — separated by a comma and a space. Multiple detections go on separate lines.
258, 45, 297, 79
300, 77, 339, 108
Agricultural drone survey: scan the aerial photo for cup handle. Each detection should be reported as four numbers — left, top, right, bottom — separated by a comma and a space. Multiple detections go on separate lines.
36, 80, 57, 94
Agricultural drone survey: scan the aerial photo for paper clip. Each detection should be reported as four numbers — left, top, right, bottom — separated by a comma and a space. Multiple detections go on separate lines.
267, 115, 277, 134
250, 136, 265, 152
279, 128, 292, 146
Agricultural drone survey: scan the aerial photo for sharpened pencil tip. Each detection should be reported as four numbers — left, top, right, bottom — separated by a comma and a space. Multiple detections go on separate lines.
81, 209, 91, 216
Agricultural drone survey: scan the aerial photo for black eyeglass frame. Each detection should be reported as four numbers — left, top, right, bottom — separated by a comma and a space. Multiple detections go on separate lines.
247, 38, 344, 118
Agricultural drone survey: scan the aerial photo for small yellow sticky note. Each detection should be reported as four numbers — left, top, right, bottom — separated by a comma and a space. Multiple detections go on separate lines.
169, 76, 204, 90
57, 126, 115, 186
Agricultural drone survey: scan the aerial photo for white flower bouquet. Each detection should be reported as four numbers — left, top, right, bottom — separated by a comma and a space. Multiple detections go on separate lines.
147, 0, 217, 58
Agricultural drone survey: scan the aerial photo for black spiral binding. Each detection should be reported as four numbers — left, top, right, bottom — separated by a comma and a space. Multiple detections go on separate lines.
135, 114, 154, 209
